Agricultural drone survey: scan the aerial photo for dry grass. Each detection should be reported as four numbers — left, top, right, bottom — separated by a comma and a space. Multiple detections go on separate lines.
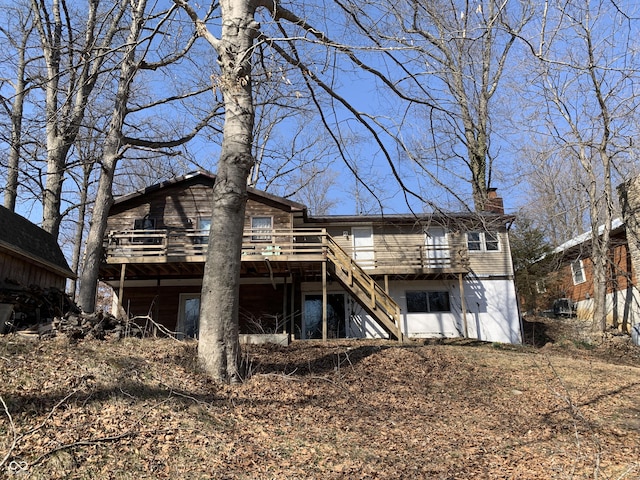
1, 327, 639, 479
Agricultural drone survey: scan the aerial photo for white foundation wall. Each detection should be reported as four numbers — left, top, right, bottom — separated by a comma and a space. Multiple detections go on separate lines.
302, 277, 522, 344
573, 286, 640, 331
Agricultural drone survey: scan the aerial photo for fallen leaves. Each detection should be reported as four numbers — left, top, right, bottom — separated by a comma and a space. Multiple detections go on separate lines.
0, 335, 639, 479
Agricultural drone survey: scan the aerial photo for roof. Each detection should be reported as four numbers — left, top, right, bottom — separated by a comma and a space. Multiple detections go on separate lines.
307, 211, 515, 225
113, 171, 307, 213
551, 218, 625, 255
0, 206, 74, 278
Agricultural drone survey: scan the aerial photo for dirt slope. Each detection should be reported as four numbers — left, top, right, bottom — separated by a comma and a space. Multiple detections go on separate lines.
1, 329, 639, 479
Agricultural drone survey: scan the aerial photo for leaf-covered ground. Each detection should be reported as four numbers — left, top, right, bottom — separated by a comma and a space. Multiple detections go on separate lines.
1, 318, 639, 479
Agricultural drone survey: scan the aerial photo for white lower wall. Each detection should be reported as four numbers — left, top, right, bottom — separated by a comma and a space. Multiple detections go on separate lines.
305, 276, 522, 344
573, 286, 640, 333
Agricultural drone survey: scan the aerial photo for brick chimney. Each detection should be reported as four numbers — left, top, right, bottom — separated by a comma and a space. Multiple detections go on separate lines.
485, 188, 504, 215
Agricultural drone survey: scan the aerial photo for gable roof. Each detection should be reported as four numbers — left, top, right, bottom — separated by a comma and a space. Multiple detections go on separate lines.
551, 218, 625, 256
0, 206, 74, 279
113, 171, 307, 213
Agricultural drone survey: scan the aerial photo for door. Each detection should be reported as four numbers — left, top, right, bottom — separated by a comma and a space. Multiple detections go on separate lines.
177, 294, 201, 339
303, 293, 346, 339
352, 226, 375, 269
426, 227, 449, 267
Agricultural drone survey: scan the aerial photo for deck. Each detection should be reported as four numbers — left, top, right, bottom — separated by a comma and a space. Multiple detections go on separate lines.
103, 228, 470, 276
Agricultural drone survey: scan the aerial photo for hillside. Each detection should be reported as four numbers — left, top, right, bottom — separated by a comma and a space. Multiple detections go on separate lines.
1, 320, 639, 479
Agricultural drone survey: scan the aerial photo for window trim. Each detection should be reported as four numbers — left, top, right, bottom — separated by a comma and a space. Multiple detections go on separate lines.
405, 290, 451, 313
250, 215, 273, 242
571, 259, 586, 285
466, 231, 501, 252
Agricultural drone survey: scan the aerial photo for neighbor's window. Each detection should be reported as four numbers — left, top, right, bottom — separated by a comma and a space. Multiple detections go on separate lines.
406, 291, 451, 313
467, 231, 500, 252
571, 259, 586, 285
251, 216, 273, 241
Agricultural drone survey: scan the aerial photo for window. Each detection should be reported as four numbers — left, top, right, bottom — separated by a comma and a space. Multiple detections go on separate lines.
196, 218, 211, 244
251, 216, 273, 241
467, 231, 500, 252
132, 215, 157, 243
406, 291, 451, 313
571, 259, 586, 285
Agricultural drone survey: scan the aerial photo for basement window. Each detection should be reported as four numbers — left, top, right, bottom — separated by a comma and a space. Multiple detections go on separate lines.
406, 291, 451, 313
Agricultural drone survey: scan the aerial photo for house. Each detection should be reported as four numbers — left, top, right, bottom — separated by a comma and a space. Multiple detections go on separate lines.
0, 205, 74, 291
539, 219, 634, 326
537, 175, 640, 338
98, 171, 521, 343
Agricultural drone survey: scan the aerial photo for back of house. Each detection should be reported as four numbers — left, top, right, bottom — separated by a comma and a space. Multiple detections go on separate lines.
99, 171, 521, 344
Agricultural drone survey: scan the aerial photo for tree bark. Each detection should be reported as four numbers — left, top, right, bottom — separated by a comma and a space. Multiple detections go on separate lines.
192, 0, 257, 382
78, 0, 148, 313
3, 20, 31, 212
32, 0, 126, 239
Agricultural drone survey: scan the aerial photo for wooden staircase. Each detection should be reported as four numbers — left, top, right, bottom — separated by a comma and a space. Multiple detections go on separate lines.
324, 235, 403, 341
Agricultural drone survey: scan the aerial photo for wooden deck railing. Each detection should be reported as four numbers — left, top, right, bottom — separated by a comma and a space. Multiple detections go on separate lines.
324, 235, 403, 340
104, 228, 468, 272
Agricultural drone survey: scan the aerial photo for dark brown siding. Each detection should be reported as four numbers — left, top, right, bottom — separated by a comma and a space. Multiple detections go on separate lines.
108, 179, 294, 233
120, 283, 288, 334
0, 250, 66, 290
546, 231, 634, 305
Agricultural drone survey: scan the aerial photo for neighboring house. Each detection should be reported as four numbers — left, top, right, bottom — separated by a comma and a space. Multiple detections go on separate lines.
538, 175, 640, 337
98, 171, 521, 343
540, 218, 635, 330
0, 205, 74, 291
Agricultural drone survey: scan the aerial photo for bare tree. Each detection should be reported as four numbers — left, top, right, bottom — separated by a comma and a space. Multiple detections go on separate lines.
174, 0, 457, 381
30, 0, 129, 240
0, 3, 35, 211
333, 0, 534, 211
77, 1, 216, 313
523, 0, 640, 331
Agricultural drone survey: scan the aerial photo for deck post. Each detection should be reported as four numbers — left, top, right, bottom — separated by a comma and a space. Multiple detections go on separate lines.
118, 264, 126, 309
282, 276, 288, 334
459, 273, 468, 338
322, 260, 327, 341
290, 275, 296, 339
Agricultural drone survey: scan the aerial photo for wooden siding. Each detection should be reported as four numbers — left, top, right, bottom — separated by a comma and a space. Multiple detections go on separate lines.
0, 250, 67, 290
465, 230, 514, 276
108, 180, 294, 234
120, 283, 288, 334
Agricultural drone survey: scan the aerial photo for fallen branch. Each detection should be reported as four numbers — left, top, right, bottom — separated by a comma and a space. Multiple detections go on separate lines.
29, 431, 136, 467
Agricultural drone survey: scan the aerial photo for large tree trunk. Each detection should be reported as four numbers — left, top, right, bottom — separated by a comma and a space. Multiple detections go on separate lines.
69, 164, 92, 299
78, 155, 117, 312
78, 0, 147, 313
3, 24, 30, 212
197, 0, 257, 382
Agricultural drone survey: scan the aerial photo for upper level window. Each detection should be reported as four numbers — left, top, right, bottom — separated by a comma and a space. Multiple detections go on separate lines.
251, 216, 273, 241
196, 218, 211, 244
571, 259, 586, 285
406, 291, 451, 313
132, 215, 157, 243
467, 231, 500, 252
